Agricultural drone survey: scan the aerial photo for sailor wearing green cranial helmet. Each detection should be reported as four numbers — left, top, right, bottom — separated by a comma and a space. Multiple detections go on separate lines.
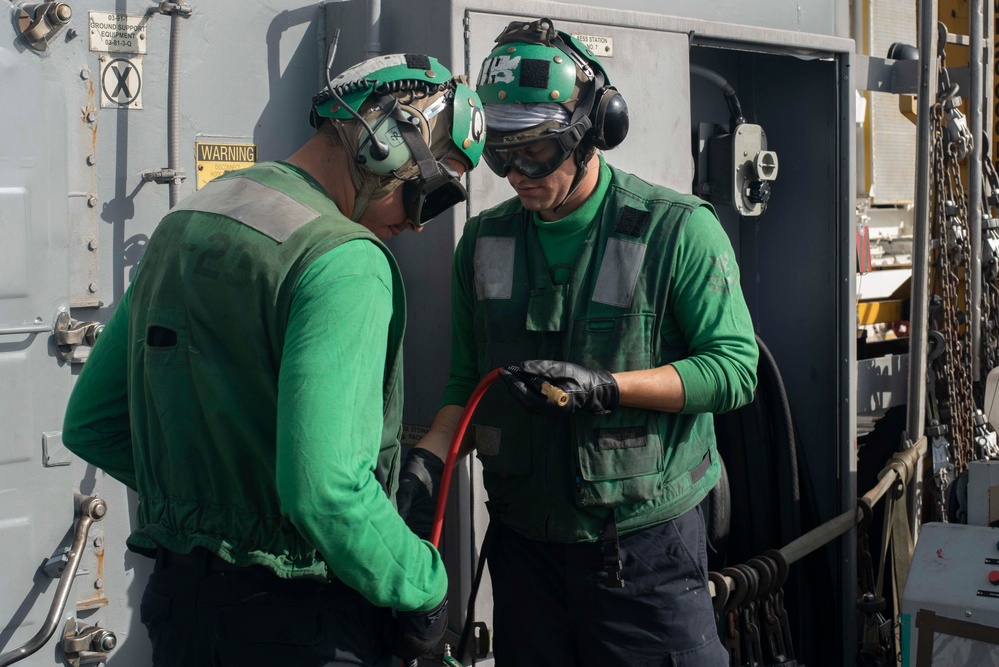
62, 49, 489, 667
400, 15, 759, 667
311, 51, 486, 224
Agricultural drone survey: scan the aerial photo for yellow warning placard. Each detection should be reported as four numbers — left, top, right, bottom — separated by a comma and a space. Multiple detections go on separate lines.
195, 142, 257, 189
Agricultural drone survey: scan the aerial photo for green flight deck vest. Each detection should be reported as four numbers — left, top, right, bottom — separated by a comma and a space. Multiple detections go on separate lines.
466, 167, 720, 543
125, 162, 406, 578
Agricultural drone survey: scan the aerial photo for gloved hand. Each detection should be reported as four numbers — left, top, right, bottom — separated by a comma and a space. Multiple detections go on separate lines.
396, 448, 444, 540
390, 596, 449, 661
500, 360, 619, 416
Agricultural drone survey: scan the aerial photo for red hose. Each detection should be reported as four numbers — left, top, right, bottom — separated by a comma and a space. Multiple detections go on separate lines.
428, 367, 501, 548
400, 369, 501, 667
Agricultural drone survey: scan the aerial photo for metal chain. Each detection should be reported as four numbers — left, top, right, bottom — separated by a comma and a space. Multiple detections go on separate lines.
927, 48, 977, 519
979, 140, 999, 385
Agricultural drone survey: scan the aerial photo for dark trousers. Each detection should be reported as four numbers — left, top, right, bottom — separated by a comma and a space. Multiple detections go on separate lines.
140, 548, 392, 667
488, 506, 727, 666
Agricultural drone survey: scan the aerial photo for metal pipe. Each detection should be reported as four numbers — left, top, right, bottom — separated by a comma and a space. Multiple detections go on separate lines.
0, 324, 51, 336
863, 471, 898, 508
365, 0, 381, 59
712, 438, 926, 602
851, 0, 865, 54
906, 0, 939, 445
0, 497, 107, 666
167, 11, 183, 208
970, 0, 984, 382
779, 506, 861, 566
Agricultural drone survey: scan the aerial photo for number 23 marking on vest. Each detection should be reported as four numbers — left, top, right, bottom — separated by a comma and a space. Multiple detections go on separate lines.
190, 232, 252, 287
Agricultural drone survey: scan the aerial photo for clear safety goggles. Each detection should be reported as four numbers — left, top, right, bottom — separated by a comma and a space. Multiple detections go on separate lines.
401, 161, 468, 225
482, 136, 571, 179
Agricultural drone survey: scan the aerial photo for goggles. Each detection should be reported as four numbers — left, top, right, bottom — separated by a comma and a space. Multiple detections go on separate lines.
483, 132, 578, 179
402, 161, 467, 225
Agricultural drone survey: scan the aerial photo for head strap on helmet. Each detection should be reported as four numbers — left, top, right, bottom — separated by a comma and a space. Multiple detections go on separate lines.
310, 34, 484, 223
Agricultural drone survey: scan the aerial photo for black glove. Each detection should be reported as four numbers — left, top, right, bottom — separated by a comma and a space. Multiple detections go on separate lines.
396, 448, 444, 540
500, 360, 619, 416
390, 596, 449, 661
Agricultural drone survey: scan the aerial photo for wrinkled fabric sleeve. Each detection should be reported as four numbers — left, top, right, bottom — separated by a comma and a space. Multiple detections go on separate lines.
62, 287, 138, 489
277, 240, 446, 613
439, 230, 479, 408
668, 206, 758, 414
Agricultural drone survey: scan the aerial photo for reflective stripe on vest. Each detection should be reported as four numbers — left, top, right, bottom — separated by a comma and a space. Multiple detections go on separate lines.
174, 176, 319, 242
592, 237, 647, 308
474, 236, 516, 300
475, 233, 648, 309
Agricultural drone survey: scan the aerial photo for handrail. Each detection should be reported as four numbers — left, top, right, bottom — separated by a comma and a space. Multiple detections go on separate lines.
0, 496, 107, 667
712, 437, 927, 592
0, 324, 50, 336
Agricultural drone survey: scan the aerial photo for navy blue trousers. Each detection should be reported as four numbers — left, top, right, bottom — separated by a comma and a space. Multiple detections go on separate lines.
488, 506, 727, 666
140, 549, 392, 667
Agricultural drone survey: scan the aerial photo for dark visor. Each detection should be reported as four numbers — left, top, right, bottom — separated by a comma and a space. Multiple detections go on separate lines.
402, 161, 467, 225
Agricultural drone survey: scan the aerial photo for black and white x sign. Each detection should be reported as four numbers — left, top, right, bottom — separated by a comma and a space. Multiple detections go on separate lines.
100, 57, 142, 108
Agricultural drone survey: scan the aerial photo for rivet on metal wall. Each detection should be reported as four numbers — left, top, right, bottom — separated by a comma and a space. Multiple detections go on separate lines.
88, 239, 98, 251
88, 283, 98, 293
86, 155, 97, 166
86, 112, 97, 123
87, 196, 97, 207
80, 68, 90, 80
94, 578, 103, 589
93, 537, 103, 548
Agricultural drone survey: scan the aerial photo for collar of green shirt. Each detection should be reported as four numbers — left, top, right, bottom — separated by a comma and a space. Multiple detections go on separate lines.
533, 155, 611, 284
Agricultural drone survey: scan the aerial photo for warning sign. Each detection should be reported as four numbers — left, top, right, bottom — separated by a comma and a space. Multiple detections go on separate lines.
572, 33, 614, 58
100, 57, 142, 108
195, 142, 258, 189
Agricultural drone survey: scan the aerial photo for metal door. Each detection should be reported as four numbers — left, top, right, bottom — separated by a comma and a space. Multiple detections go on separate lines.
0, 32, 77, 662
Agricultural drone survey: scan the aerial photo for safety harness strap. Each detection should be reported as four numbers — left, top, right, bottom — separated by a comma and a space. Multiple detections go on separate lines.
601, 512, 626, 588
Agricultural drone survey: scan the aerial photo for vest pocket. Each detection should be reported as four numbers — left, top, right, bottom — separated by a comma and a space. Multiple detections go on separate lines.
574, 415, 664, 507
570, 312, 655, 372
569, 313, 663, 506
141, 307, 191, 368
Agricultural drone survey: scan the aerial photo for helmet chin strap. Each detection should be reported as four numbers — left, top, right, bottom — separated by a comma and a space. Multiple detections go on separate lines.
551, 145, 594, 216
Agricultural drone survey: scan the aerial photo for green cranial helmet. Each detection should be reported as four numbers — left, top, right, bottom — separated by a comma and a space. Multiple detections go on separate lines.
476, 19, 608, 111
475, 18, 628, 180
310, 50, 487, 224
311, 53, 486, 171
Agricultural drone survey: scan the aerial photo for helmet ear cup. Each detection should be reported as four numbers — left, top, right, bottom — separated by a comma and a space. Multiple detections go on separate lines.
355, 112, 416, 174
590, 87, 629, 151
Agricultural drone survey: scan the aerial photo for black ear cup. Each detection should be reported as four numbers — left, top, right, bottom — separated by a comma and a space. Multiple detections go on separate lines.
590, 87, 629, 151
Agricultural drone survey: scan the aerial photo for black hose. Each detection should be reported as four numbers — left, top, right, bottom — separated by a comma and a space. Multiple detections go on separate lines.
755, 334, 801, 545
455, 519, 496, 662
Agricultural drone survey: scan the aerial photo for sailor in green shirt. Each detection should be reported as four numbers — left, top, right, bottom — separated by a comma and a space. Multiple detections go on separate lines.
396, 19, 758, 666
62, 54, 485, 667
